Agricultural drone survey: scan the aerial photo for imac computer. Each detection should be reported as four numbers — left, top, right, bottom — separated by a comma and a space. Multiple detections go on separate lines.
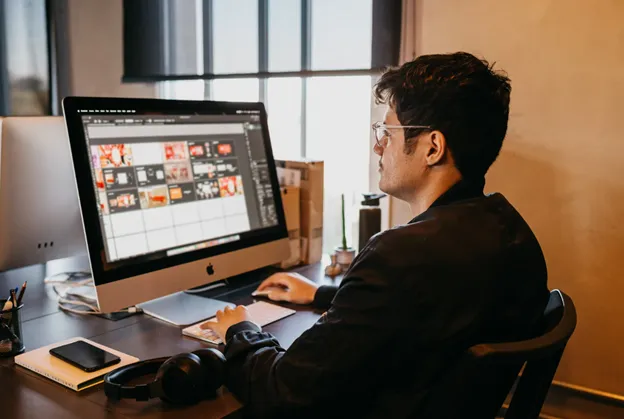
0, 117, 87, 272
62, 97, 290, 326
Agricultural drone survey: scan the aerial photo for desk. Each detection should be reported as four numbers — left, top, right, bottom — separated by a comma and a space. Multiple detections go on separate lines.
0, 257, 339, 419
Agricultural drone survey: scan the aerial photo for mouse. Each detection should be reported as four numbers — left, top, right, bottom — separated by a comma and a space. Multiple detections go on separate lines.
251, 286, 284, 298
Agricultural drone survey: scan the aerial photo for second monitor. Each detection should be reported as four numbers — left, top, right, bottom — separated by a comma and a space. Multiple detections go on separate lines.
0, 117, 86, 272
63, 98, 290, 326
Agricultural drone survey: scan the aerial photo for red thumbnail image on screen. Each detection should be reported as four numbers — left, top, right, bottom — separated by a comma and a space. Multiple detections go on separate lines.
216, 142, 234, 157
218, 176, 244, 197
98, 144, 133, 168
189, 144, 204, 157
163, 142, 189, 161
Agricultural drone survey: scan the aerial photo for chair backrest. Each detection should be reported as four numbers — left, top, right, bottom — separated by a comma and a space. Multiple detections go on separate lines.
418, 289, 577, 419
503, 290, 577, 419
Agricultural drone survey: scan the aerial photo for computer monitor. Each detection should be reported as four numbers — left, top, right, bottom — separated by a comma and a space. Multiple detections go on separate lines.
62, 97, 290, 326
0, 117, 87, 272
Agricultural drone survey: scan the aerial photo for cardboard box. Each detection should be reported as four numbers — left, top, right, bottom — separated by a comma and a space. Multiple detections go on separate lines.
299, 235, 322, 267
277, 160, 324, 203
300, 198, 323, 238
276, 160, 324, 264
281, 239, 301, 269
280, 186, 300, 238
279, 186, 301, 268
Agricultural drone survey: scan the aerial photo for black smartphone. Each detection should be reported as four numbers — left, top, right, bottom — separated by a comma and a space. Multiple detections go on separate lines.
49, 340, 121, 372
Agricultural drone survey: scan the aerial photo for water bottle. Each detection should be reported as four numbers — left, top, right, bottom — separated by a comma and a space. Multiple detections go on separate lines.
358, 193, 386, 252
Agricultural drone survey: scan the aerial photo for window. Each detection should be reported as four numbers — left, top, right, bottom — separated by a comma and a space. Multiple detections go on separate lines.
212, 78, 260, 102
266, 77, 302, 159
310, 0, 373, 70
306, 76, 373, 249
160, 80, 205, 101
147, 0, 401, 252
0, 0, 50, 115
211, 0, 258, 74
268, 0, 301, 72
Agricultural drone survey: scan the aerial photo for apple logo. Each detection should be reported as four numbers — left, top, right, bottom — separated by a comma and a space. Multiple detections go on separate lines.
206, 263, 215, 275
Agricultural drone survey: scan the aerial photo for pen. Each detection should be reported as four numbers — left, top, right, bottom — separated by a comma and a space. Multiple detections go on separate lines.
10, 289, 17, 306
16, 281, 27, 306
1, 298, 12, 321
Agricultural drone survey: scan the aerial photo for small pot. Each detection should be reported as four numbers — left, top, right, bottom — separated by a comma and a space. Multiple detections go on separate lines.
324, 254, 342, 278
335, 247, 356, 270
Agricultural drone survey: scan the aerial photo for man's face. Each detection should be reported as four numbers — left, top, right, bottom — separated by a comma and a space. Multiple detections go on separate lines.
374, 107, 427, 201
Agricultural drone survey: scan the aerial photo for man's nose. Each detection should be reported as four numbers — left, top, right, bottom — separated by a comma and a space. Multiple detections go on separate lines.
373, 143, 384, 156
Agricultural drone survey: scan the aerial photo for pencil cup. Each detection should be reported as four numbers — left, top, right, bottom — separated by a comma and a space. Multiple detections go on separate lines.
0, 304, 25, 357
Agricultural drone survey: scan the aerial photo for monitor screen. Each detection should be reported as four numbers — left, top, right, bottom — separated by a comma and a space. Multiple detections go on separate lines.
80, 111, 280, 265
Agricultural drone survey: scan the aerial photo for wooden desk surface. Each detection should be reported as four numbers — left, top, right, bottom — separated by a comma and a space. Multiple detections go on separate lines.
0, 257, 340, 419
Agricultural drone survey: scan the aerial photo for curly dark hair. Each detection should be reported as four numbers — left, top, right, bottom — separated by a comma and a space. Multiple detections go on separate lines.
374, 52, 511, 180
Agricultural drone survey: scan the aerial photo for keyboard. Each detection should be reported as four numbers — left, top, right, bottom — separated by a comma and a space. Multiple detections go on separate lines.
182, 301, 296, 344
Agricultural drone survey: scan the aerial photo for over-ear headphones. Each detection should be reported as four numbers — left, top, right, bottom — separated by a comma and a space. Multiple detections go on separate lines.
104, 348, 226, 405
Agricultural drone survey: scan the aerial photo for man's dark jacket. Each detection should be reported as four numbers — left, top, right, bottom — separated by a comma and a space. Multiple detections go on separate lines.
222, 180, 549, 418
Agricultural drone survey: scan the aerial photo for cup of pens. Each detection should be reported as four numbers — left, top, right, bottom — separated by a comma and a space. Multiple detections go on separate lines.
1, 284, 26, 357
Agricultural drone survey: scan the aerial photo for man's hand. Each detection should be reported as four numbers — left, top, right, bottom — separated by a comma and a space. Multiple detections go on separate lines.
254, 272, 319, 305
201, 305, 253, 341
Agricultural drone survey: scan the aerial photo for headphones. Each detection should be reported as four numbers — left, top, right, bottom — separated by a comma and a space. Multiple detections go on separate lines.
104, 348, 226, 405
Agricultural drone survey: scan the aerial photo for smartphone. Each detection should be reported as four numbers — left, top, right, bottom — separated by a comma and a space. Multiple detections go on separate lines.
49, 340, 121, 372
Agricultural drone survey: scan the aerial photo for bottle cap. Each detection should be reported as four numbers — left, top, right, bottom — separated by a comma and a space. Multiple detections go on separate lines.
361, 193, 386, 206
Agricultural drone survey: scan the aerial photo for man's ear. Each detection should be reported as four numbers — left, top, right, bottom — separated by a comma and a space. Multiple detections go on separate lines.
425, 131, 447, 166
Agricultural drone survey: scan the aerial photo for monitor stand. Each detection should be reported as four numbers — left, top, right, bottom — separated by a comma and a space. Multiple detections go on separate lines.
139, 292, 234, 327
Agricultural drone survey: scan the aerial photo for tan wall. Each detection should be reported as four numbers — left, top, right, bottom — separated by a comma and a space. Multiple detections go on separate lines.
66, 0, 156, 98
391, 0, 624, 396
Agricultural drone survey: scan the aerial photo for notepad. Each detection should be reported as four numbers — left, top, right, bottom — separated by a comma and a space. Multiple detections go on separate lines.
182, 301, 296, 345
14, 337, 139, 391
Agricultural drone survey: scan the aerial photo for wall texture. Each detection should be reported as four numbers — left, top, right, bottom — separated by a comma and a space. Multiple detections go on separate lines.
66, 0, 156, 98
390, 0, 624, 397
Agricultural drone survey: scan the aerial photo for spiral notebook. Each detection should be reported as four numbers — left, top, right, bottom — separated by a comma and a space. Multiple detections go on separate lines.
14, 337, 139, 391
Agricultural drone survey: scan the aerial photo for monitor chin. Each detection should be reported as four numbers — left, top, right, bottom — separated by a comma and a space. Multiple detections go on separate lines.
95, 238, 290, 314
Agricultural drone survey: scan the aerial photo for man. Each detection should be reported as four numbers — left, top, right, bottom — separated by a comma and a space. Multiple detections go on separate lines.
204, 52, 549, 418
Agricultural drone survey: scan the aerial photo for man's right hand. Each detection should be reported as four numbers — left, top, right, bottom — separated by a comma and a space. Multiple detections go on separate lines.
254, 272, 319, 305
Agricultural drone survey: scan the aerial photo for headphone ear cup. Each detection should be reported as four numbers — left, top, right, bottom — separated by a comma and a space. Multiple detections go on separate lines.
155, 353, 205, 405
191, 348, 227, 393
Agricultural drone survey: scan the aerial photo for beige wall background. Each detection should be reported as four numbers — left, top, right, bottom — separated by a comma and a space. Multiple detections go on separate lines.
66, 0, 156, 98
391, 0, 624, 397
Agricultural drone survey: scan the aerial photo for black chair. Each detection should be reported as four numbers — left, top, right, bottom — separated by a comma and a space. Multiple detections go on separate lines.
419, 289, 577, 418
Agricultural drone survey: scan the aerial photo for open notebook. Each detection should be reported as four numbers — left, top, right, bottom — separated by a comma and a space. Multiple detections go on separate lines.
14, 337, 139, 391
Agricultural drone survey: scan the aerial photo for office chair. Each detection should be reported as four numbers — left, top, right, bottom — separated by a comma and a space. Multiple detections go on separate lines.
419, 289, 577, 419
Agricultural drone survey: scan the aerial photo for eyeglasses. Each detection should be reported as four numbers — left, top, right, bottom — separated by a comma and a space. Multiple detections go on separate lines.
371, 122, 432, 148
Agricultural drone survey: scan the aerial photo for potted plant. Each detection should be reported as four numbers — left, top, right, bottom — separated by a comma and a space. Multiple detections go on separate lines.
335, 194, 356, 270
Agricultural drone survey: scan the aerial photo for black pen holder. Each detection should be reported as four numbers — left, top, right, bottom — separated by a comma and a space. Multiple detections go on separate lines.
0, 304, 25, 357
